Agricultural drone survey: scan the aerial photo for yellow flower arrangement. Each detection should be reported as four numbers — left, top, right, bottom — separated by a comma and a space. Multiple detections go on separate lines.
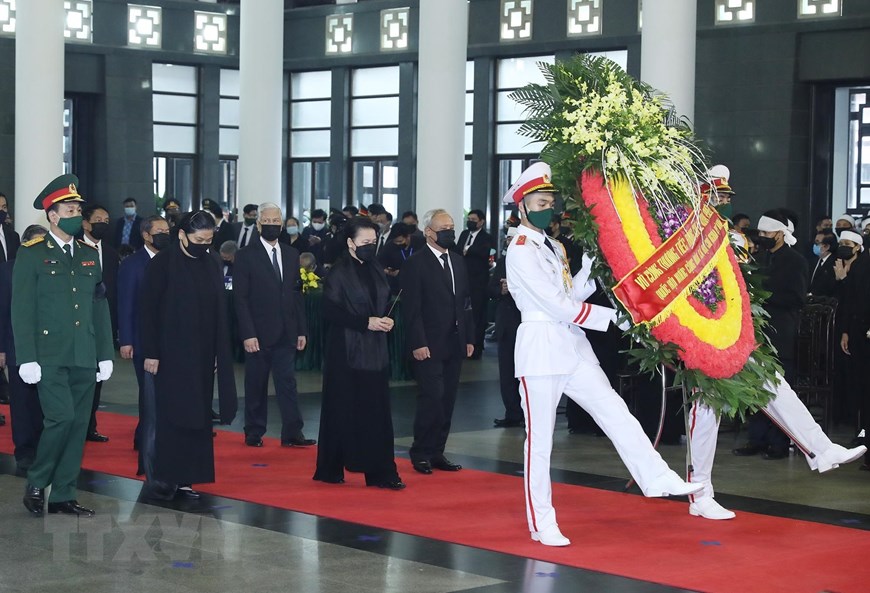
300, 267, 320, 293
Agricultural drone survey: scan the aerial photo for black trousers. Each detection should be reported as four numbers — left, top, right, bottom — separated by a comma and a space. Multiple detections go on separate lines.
410, 355, 463, 462
131, 354, 145, 452
497, 329, 522, 422
244, 334, 303, 442
88, 380, 103, 434
469, 284, 488, 355
8, 360, 43, 463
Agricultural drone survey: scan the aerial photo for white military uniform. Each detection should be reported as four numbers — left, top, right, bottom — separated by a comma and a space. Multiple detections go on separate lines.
506, 222, 698, 536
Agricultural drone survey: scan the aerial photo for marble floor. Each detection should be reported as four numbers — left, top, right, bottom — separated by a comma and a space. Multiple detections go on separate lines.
1, 344, 867, 593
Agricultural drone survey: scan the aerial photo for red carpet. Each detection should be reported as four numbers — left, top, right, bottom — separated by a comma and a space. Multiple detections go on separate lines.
3, 411, 870, 593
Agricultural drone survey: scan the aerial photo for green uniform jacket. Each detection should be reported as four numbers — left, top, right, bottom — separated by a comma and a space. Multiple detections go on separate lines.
12, 234, 114, 368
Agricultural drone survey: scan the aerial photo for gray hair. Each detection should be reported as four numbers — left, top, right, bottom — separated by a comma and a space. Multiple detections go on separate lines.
299, 251, 316, 271
421, 208, 449, 230
258, 202, 282, 219
219, 240, 238, 256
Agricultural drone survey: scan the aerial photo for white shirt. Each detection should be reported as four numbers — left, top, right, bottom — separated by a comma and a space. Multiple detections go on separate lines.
49, 230, 75, 257
463, 228, 480, 254
811, 253, 831, 283
261, 236, 283, 280
0, 225, 7, 259
145, 244, 158, 258
427, 242, 455, 294
82, 234, 103, 268
505, 224, 616, 377
238, 223, 255, 247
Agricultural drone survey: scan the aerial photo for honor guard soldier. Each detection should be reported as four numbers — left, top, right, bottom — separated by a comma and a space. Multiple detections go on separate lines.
504, 162, 702, 547
13, 174, 114, 517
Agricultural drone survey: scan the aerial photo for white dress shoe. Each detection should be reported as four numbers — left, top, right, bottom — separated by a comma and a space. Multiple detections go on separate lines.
531, 525, 571, 547
689, 497, 736, 520
642, 472, 704, 498
816, 444, 867, 474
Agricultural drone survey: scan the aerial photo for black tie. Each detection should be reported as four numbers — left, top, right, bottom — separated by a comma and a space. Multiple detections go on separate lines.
271, 247, 281, 281
811, 257, 822, 284
440, 252, 454, 294
63, 243, 73, 260
544, 238, 557, 256
240, 227, 249, 248
0, 239, 6, 263
377, 235, 385, 254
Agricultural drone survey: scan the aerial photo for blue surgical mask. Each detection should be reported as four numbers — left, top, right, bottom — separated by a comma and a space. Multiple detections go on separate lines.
812, 244, 821, 257
286, 225, 299, 235
124, 207, 136, 217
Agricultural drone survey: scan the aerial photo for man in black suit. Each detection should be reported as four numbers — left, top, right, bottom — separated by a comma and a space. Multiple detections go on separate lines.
0, 192, 20, 405
401, 209, 474, 474
234, 202, 313, 448
202, 199, 236, 249
81, 204, 120, 443
378, 222, 416, 295
455, 209, 492, 359
113, 197, 144, 250
230, 204, 259, 249
301, 208, 329, 261
489, 228, 523, 428
809, 231, 837, 297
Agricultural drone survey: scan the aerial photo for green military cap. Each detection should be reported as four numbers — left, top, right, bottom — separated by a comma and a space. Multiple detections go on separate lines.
34, 174, 84, 211
164, 197, 181, 210
201, 198, 223, 219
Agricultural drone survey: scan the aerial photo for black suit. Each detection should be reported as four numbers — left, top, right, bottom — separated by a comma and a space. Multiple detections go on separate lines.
114, 215, 144, 250
456, 227, 492, 356
401, 246, 474, 463
213, 222, 237, 251
87, 240, 120, 436
230, 222, 258, 249
488, 257, 522, 422
808, 254, 837, 298
0, 223, 20, 262
233, 240, 309, 442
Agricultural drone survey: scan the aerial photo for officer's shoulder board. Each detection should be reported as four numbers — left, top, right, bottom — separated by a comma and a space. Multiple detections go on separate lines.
515, 235, 527, 246
21, 236, 45, 248
77, 240, 98, 250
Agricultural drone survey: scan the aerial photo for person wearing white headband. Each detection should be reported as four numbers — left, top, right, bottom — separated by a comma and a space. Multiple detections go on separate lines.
757, 214, 797, 247
835, 214, 856, 235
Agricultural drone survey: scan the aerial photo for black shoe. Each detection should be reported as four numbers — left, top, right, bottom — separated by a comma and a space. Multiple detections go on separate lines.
313, 475, 345, 484
762, 448, 788, 460
245, 437, 264, 447
142, 480, 177, 501
732, 444, 764, 457
282, 436, 316, 447
493, 418, 524, 428
23, 484, 45, 516
412, 460, 433, 475
175, 487, 201, 500
431, 456, 462, 471
0, 391, 9, 405
86, 431, 110, 443
0, 414, 5, 426
211, 410, 220, 423
367, 479, 406, 490
47, 501, 95, 516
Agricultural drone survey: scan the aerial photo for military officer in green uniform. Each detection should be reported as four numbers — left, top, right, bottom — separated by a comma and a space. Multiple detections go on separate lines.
12, 174, 114, 517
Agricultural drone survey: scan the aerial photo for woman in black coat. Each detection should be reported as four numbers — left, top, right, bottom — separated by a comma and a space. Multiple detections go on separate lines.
313, 217, 404, 489
140, 211, 237, 500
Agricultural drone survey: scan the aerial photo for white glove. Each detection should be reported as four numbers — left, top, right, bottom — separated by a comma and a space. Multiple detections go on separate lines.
19, 361, 42, 385
613, 311, 631, 332
96, 360, 113, 383
580, 253, 595, 272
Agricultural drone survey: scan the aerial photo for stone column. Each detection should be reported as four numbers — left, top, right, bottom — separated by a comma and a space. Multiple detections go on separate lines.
641, 0, 697, 122
15, 0, 65, 232
415, 0, 468, 225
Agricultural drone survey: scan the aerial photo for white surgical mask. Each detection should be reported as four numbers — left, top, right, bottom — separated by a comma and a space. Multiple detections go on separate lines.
124, 207, 136, 217
312, 222, 325, 231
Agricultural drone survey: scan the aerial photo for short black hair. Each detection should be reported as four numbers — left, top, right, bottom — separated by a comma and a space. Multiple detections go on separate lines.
762, 209, 789, 225
123, 197, 137, 205
389, 222, 413, 238
141, 215, 167, 235
343, 216, 379, 243
367, 203, 387, 216
733, 213, 750, 226
821, 234, 838, 252
242, 204, 258, 215
468, 209, 485, 220
342, 205, 359, 216
179, 210, 217, 234
777, 208, 799, 227
815, 228, 835, 237
202, 200, 224, 219
0, 192, 7, 200
816, 214, 832, 225
22, 224, 48, 243
401, 210, 418, 221
311, 209, 327, 221
82, 204, 109, 222
385, 211, 393, 222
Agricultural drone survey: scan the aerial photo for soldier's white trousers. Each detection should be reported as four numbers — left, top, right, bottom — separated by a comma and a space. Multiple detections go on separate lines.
519, 361, 681, 534
687, 373, 836, 501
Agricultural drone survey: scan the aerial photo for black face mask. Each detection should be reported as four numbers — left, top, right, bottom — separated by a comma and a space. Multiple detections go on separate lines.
836, 246, 857, 260
185, 241, 211, 259
259, 224, 282, 242
243, 216, 257, 226
88, 222, 110, 241
0, 211, 7, 225
754, 235, 776, 250
353, 244, 377, 262
433, 229, 455, 250
151, 233, 171, 251
466, 220, 478, 232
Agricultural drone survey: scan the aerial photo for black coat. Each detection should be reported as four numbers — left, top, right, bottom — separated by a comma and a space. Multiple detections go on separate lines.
233, 241, 307, 348
401, 246, 474, 360
100, 242, 120, 338
839, 255, 870, 340
323, 256, 391, 371
487, 257, 520, 341
228, 222, 259, 249
759, 245, 808, 362
808, 254, 837, 298
212, 222, 237, 251
455, 228, 492, 289
0, 223, 20, 261
114, 216, 144, 249
140, 245, 237, 429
